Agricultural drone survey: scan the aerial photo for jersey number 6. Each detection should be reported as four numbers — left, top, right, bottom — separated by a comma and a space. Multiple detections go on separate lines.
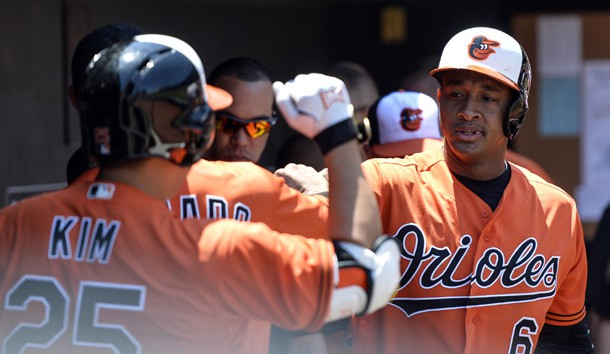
509, 317, 539, 354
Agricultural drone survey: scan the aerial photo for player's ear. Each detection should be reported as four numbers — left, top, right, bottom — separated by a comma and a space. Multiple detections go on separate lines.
68, 84, 79, 110
436, 88, 441, 102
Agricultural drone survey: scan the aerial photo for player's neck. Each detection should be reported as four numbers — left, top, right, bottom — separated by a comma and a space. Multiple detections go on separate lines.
444, 148, 507, 181
97, 157, 189, 201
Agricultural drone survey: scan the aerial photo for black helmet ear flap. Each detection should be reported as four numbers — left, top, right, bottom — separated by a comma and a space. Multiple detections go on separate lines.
505, 47, 531, 140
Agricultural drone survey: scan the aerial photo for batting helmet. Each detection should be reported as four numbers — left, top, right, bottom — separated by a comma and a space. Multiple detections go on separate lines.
78, 34, 231, 165
430, 27, 531, 140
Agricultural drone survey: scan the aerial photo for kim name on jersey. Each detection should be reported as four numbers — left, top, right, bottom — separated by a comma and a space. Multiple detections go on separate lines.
390, 223, 559, 317
47, 193, 250, 264
48, 215, 119, 264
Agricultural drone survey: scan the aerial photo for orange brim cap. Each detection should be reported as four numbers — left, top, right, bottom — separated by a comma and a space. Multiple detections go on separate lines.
371, 137, 443, 158
206, 84, 233, 110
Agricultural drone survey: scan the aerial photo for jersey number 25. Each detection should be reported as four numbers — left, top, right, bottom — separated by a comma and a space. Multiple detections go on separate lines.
3, 275, 145, 354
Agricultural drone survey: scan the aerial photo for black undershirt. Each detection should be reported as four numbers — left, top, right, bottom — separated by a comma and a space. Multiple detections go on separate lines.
452, 164, 511, 211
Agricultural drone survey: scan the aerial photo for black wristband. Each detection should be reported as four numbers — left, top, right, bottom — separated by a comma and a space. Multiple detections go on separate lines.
314, 118, 359, 155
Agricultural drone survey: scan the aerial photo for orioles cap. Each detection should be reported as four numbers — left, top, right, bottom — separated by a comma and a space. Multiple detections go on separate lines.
367, 91, 442, 158
430, 27, 524, 91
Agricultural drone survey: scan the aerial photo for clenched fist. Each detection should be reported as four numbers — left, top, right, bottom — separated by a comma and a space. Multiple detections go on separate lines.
273, 73, 354, 140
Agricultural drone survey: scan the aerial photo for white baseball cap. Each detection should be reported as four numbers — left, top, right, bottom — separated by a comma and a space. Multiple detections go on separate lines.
367, 91, 442, 158
429, 27, 524, 91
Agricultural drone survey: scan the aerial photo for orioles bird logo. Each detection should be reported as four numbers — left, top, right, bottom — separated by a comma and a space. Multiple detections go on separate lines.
400, 108, 423, 131
468, 35, 500, 60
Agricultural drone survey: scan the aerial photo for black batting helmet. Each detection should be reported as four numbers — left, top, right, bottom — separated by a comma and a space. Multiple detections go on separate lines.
78, 34, 231, 165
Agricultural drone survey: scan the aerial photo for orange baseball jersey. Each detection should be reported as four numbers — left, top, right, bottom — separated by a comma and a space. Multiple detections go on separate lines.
351, 148, 588, 354
167, 159, 329, 238
0, 180, 334, 353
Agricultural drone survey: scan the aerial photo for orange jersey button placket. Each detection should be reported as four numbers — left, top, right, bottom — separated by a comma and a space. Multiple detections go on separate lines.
481, 210, 491, 241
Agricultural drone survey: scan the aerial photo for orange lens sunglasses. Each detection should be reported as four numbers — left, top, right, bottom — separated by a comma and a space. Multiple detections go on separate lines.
214, 111, 277, 138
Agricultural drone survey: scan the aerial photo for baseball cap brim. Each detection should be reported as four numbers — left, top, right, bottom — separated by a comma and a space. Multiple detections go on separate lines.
430, 66, 519, 91
371, 137, 443, 158
206, 84, 233, 110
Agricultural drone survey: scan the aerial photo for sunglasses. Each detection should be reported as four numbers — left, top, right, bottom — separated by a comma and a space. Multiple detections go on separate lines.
215, 111, 277, 138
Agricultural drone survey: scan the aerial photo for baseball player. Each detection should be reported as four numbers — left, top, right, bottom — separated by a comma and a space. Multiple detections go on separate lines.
165, 157, 331, 241
344, 27, 593, 353
364, 90, 442, 158
64, 26, 378, 353
204, 57, 276, 165
0, 34, 400, 353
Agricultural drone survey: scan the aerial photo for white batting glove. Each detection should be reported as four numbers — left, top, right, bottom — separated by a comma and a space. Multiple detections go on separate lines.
326, 236, 401, 323
273, 73, 354, 140
274, 163, 329, 197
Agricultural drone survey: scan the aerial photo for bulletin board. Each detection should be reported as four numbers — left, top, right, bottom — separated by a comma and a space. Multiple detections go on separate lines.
512, 12, 610, 229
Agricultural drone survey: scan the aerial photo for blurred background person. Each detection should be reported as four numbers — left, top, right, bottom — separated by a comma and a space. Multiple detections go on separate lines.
325, 60, 380, 123
275, 60, 379, 170
364, 90, 441, 159
587, 202, 610, 353
399, 56, 441, 101
276, 134, 326, 171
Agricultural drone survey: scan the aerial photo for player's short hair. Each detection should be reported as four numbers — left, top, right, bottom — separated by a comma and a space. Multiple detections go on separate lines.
207, 56, 271, 84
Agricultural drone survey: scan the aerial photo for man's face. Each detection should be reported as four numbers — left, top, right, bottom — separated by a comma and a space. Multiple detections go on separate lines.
438, 70, 512, 167
207, 76, 274, 163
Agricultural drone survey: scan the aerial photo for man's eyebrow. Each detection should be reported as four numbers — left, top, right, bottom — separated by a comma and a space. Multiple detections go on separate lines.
442, 77, 463, 86
443, 77, 505, 93
479, 82, 504, 92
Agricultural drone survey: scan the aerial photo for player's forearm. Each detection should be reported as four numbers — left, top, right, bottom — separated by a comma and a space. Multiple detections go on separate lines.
324, 139, 381, 248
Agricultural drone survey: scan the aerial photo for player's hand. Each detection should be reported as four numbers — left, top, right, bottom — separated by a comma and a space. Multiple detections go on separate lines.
275, 163, 329, 197
273, 73, 353, 139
